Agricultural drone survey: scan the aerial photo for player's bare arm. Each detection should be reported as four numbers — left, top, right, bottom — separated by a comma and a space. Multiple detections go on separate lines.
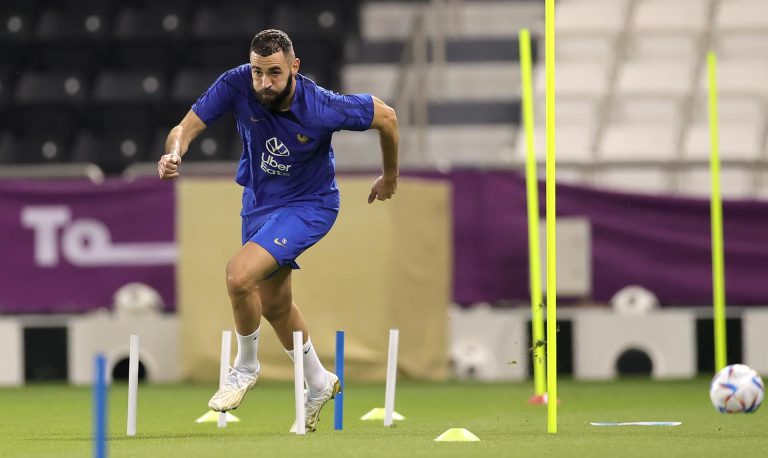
368, 95, 399, 204
157, 110, 207, 180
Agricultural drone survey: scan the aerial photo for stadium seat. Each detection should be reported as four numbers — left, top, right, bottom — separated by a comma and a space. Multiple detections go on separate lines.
593, 166, 671, 195
342, 64, 397, 102
0, 130, 71, 164
715, 1, 768, 58
556, 1, 628, 38
627, 35, 700, 62
531, 56, 605, 126
70, 128, 151, 174
191, 5, 268, 42
698, 59, 768, 97
716, 0, 768, 33
632, 0, 708, 35
113, 3, 190, 42
616, 61, 694, 98
683, 122, 764, 162
677, 165, 756, 199
554, 0, 628, 64
272, 4, 350, 39
14, 71, 87, 106
436, 63, 520, 101
628, 0, 704, 62
599, 123, 678, 162
534, 98, 601, 127
27, 2, 108, 72
554, 36, 615, 65
444, 39, 523, 62
11, 72, 87, 140
149, 112, 235, 162
427, 125, 515, 167
517, 125, 596, 164
107, 43, 177, 71
343, 62, 520, 104
716, 33, 768, 59
453, 1, 542, 39
330, 129, 384, 170
611, 98, 683, 124
189, 42, 250, 71
92, 70, 167, 105
427, 101, 520, 125
691, 96, 765, 124
171, 69, 224, 104
534, 61, 609, 99
0, 2, 37, 45
612, 61, 693, 123
359, 2, 426, 41
34, 1, 111, 43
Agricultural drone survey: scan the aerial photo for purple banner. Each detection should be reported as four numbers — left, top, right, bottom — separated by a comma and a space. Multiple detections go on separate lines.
0, 178, 175, 313
406, 170, 768, 306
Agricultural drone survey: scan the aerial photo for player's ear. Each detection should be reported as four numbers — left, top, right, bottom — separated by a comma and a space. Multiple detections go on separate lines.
292, 57, 300, 75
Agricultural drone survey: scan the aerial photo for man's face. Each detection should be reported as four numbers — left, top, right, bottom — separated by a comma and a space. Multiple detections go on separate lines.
250, 50, 298, 111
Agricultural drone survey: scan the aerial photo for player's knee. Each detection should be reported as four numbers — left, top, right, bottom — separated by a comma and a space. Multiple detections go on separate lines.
225, 261, 258, 298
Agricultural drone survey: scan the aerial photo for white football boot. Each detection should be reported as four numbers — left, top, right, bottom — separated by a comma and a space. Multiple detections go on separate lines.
208, 367, 259, 412
290, 371, 341, 432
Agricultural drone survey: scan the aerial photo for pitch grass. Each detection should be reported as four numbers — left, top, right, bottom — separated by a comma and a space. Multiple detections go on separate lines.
1, 378, 766, 458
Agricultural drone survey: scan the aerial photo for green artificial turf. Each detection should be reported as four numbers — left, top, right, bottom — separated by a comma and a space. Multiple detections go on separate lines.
0, 378, 766, 457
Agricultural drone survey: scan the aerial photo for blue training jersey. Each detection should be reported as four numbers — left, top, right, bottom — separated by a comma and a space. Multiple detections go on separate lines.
191, 64, 374, 213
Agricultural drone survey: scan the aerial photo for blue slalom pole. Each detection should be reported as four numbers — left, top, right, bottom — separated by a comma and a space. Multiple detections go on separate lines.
334, 330, 345, 430
93, 354, 107, 458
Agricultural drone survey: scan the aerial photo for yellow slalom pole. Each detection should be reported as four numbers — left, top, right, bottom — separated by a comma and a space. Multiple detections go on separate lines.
545, 0, 558, 434
519, 29, 546, 398
707, 51, 727, 372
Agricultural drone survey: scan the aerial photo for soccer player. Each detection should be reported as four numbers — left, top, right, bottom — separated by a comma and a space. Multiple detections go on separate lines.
157, 29, 399, 432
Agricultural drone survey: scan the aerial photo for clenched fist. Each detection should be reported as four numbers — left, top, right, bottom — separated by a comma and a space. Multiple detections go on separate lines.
368, 175, 397, 203
158, 152, 181, 180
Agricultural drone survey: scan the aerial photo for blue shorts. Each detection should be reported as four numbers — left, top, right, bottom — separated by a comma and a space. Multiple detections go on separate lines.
241, 203, 338, 269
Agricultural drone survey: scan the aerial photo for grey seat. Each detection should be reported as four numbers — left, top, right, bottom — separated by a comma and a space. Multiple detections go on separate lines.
14, 71, 87, 106
150, 112, 235, 162
0, 129, 71, 164
0, 1, 37, 45
191, 6, 268, 41
113, 3, 190, 42
92, 70, 167, 104
34, 2, 112, 43
71, 128, 150, 174
171, 69, 224, 104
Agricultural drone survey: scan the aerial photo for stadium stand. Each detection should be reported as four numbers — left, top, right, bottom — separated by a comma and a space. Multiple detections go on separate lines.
0, 0, 765, 198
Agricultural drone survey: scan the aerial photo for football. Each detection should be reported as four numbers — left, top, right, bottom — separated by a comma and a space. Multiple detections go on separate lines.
709, 364, 764, 413
113, 282, 165, 318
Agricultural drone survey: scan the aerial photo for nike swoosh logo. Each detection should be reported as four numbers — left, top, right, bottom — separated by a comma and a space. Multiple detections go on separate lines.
250, 116, 263, 122
273, 238, 286, 247
304, 347, 310, 355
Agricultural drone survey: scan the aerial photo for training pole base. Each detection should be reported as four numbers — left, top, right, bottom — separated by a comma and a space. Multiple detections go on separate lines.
527, 393, 561, 405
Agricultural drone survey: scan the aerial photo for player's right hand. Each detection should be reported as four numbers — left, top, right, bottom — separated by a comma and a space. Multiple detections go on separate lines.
158, 152, 181, 180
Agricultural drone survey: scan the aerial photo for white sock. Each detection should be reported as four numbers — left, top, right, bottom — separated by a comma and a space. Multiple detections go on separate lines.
284, 336, 329, 394
234, 327, 260, 374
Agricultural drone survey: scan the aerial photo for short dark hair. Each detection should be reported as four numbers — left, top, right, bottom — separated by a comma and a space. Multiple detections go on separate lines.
250, 29, 294, 58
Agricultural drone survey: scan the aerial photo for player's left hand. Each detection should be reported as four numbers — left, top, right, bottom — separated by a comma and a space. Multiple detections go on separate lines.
368, 175, 397, 203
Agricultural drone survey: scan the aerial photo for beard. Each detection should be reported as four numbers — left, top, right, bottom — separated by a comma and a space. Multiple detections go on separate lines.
255, 73, 293, 112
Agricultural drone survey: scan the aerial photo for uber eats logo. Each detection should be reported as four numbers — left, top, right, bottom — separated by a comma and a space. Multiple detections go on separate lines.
260, 137, 292, 176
